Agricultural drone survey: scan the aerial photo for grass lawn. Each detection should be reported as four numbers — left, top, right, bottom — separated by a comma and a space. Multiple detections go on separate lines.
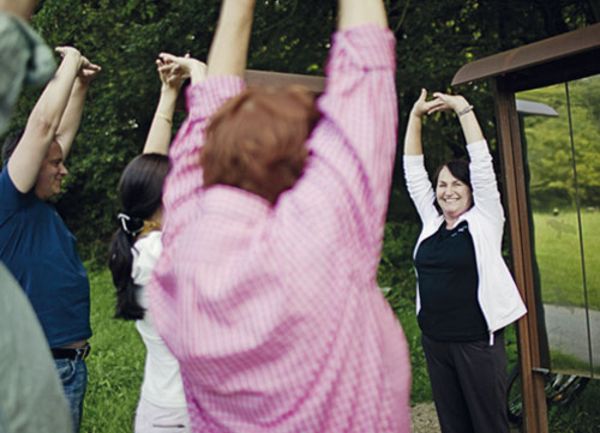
82, 268, 144, 433
533, 210, 600, 310
81, 266, 598, 432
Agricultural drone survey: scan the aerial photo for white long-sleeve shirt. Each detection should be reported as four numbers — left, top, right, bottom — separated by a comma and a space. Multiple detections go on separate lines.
404, 140, 527, 343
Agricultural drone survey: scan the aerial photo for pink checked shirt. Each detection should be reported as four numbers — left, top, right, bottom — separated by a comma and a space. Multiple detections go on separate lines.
149, 25, 411, 433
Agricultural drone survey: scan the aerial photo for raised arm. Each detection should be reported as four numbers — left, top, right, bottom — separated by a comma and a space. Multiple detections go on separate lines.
305, 0, 395, 236
206, 0, 256, 77
142, 59, 187, 155
429, 92, 484, 145
403, 89, 441, 224
7, 47, 82, 193
404, 89, 444, 156
338, 0, 388, 29
55, 56, 101, 160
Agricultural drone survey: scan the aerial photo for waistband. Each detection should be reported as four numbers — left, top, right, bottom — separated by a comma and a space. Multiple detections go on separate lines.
51, 343, 91, 360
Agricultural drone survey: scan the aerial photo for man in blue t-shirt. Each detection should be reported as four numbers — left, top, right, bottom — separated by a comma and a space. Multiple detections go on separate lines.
0, 45, 100, 433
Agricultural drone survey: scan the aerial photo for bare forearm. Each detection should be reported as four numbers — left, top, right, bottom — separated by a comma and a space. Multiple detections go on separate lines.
143, 88, 178, 155
457, 110, 484, 145
8, 53, 80, 192
207, 0, 256, 77
55, 80, 89, 160
27, 55, 80, 139
338, 0, 388, 29
404, 113, 424, 156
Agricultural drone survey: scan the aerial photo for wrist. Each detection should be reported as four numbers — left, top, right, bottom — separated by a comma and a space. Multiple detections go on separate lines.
73, 80, 90, 93
160, 85, 179, 96
410, 110, 424, 120
456, 104, 474, 117
190, 69, 206, 85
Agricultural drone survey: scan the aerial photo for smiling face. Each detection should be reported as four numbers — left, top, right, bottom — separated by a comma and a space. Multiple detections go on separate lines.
435, 165, 473, 221
34, 140, 68, 200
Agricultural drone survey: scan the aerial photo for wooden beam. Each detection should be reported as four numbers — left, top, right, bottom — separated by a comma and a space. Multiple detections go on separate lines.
492, 78, 549, 433
245, 70, 325, 93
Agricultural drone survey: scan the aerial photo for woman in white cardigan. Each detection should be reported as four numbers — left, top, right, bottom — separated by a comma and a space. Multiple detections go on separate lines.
403, 89, 527, 433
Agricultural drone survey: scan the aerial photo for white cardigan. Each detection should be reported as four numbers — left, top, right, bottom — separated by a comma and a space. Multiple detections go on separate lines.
404, 140, 527, 344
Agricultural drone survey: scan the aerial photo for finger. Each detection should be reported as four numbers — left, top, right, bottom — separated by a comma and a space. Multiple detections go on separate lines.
87, 63, 102, 71
158, 52, 178, 64
425, 101, 446, 115
423, 99, 444, 110
432, 92, 449, 100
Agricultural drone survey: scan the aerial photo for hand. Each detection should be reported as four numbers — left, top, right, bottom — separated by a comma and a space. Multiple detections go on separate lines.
77, 56, 102, 85
158, 53, 207, 85
428, 92, 470, 115
55, 46, 82, 64
156, 57, 188, 91
410, 89, 444, 119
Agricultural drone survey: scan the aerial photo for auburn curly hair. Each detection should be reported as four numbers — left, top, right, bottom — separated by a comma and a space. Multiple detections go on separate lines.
201, 85, 321, 204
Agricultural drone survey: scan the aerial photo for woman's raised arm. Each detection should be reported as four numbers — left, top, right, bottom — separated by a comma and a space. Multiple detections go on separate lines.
207, 0, 256, 77
142, 59, 187, 155
338, 0, 388, 29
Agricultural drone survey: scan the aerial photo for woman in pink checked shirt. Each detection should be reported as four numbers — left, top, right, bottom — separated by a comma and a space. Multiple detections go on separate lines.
149, 0, 411, 432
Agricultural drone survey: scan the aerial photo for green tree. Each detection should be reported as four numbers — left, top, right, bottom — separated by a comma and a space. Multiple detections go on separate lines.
3, 0, 596, 264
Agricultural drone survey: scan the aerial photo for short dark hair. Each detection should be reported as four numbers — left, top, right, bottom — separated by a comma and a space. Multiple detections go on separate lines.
433, 159, 473, 214
2, 129, 25, 165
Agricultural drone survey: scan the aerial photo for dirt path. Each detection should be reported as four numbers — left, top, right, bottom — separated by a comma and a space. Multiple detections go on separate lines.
411, 403, 440, 433
411, 403, 520, 433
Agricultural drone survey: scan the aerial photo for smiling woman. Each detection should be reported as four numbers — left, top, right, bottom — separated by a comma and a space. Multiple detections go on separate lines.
403, 90, 527, 433
433, 159, 473, 227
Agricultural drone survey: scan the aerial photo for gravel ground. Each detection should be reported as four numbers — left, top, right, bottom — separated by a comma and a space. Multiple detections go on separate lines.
411, 403, 441, 433
410, 403, 521, 433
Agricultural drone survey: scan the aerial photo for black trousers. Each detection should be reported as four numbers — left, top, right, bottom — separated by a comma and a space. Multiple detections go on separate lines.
422, 333, 509, 433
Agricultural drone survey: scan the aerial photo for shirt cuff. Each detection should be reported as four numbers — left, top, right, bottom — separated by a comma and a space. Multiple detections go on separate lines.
403, 154, 425, 169
186, 75, 246, 120
326, 24, 396, 74
466, 139, 489, 156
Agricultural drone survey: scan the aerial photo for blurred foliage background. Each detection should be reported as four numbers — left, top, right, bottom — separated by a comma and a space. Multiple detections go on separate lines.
3, 2, 599, 431
3, 0, 599, 275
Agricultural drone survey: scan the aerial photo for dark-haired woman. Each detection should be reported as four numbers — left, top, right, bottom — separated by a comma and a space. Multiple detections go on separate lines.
108, 59, 192, 433
403, 89, 527, 433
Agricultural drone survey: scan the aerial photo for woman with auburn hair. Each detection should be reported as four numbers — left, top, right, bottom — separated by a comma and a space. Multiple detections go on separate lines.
403, 89, 527, 433
150, 0, 411, 431
108, 59, 192, 433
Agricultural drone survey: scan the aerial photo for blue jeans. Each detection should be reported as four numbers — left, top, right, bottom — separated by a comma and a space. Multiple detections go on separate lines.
55, 358, 88, 433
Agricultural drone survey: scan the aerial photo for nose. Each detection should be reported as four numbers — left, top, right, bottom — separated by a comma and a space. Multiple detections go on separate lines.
59, 163, 68, 176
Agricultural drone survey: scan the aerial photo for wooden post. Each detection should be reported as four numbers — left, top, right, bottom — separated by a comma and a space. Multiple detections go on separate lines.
492, 78, 549, 433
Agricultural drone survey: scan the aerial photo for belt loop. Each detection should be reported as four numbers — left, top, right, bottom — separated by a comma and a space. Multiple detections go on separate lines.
77, 343, 91, 360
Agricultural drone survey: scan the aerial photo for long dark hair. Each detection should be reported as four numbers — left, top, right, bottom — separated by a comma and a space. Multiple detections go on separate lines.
108, 153, 170, 320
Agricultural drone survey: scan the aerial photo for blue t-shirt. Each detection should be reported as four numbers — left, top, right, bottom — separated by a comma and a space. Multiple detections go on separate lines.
0, 168, 91, 348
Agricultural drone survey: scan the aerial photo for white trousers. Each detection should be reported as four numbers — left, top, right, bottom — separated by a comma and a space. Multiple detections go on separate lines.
134, 398, 190, 433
